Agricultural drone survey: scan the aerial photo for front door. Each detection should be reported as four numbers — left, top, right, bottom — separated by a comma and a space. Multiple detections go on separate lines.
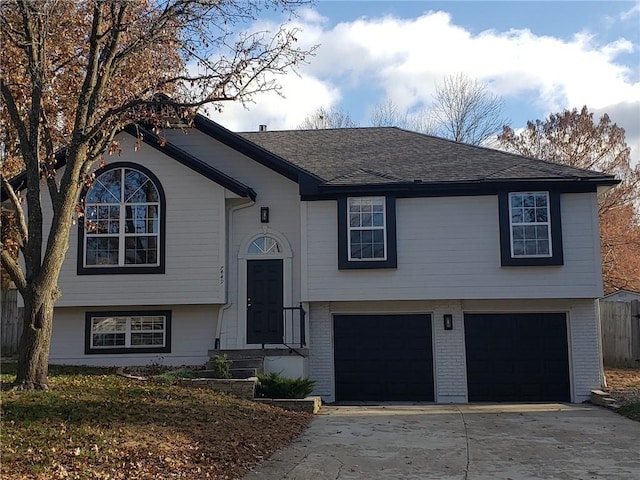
247, 259, 284, 344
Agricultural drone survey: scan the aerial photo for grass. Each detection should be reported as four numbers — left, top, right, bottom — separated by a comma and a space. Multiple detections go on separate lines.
0, 363, 312, 480
616, 403, 640, 422
604, 366, 640, 423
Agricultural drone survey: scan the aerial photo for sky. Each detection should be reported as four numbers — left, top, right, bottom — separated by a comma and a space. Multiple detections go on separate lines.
206, 0, 640, 163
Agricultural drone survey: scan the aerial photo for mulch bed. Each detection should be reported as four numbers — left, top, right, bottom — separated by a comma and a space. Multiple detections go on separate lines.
604, 367, 640, 406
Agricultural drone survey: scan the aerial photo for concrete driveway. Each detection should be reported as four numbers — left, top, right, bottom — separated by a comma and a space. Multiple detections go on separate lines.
244, 403, 640, 480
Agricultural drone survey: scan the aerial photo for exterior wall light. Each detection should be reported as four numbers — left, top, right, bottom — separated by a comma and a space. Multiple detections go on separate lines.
260, 207, 269, 223
443, 314, 453, 331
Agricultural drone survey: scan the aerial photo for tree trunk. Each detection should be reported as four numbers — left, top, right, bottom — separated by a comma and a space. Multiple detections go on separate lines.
13, 289, 57, 390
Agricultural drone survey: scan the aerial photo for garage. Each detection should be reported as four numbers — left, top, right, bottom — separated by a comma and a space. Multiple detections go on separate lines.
333, 314, 434, 401
464, 313, 570, 402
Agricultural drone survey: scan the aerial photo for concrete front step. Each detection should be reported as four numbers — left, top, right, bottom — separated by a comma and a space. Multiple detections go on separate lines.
226, 358, 264, 369
230, 367, 259, 379
208, 348, 309, 360
207, 348, 309, 378
207, 353, 264, 378
590, 390, 619, 408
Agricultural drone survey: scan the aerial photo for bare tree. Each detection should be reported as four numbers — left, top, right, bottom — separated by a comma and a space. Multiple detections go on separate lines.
369, 100, 435, 134
498, 106, 640, 292
431, 73, 509, 145
298, 107, 358, 129
0, 0, 314, 390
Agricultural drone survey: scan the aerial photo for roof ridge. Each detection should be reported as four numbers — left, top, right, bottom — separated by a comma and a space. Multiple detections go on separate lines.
393, 127, 614, 179
239, 126, 397, 134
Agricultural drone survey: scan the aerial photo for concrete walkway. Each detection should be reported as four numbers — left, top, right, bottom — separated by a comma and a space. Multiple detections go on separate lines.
244, 403, 640, 480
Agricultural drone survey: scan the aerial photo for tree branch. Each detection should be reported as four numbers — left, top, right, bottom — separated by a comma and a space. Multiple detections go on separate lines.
72, 1, 104, 136
0, 77, 32, 165
1, 175, 28, 244
0, 248, 27, 295
85, 2, 128, 127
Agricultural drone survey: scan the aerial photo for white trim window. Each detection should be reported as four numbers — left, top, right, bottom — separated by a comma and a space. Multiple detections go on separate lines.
84, 167, 160, 267
347, 196, 387, 261
90, 314, 167, 349
248, 236, 282, 254
509, 192, 552, 257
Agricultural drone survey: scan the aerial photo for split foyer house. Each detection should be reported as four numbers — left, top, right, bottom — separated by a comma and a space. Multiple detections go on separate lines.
7, 114, 618, 403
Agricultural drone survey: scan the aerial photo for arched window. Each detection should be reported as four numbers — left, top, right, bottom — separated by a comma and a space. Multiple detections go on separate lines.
78, 163, 165, 274
248, 236, 282, 254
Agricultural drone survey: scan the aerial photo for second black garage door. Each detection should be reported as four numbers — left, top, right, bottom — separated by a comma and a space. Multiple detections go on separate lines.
334, 314, 434, 402
464, 313, 570, 402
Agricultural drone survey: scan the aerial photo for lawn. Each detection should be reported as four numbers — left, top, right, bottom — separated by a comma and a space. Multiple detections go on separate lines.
0, 363, 312, 480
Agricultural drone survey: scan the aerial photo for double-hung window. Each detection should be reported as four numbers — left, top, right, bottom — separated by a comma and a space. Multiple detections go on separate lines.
78, 163, 165, 274
499, 191, 563, 266
85, 311, 171, 354
338, 196, 397, 269
509, 192, 551, 257
348, 197, 387, 260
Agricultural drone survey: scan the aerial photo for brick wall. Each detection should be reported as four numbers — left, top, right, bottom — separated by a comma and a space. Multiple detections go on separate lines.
307, 298, 602, 403
569, 299, 603, 402
308, 302, 334, 401
178, 378, 257, 399
432, 302, 468, 403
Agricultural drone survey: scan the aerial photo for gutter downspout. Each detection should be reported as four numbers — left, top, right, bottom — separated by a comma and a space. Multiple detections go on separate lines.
215, 199, 255, 349
595, 298, 607, 389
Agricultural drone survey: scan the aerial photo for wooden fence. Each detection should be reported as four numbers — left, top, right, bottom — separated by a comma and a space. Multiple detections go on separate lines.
1, 288, 23, 356
600, 300, 640, 366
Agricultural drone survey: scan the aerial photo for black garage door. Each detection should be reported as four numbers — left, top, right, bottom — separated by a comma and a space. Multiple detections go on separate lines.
464, 313, 570, 402
334, 314, 434, 401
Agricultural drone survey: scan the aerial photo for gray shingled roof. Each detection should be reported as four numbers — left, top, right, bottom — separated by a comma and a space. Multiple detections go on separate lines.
239, 127, 615, 186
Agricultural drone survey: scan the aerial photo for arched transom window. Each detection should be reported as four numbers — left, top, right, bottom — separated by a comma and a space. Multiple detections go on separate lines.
82, 165, 163, 270
248, 236, 282, 254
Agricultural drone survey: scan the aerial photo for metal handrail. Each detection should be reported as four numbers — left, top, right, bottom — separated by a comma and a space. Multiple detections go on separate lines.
282, 304, 306, 349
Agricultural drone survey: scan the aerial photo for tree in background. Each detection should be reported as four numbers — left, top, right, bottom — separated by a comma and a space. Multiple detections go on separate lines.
0, 0, 313, 390
431, 73, 509, 146
302, 75, 507, 145
498, 106, 640, 293
298, 106, 358, 129
369, 99, 434, 134
369, 74, 507, 145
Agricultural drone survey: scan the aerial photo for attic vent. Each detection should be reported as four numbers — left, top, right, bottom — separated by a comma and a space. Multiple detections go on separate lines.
259, 124, 267, 132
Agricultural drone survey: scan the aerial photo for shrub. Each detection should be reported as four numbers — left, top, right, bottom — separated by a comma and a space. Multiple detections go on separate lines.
152, 369, 199, 384
255, 372, 315, 399
210, 354, 232, 379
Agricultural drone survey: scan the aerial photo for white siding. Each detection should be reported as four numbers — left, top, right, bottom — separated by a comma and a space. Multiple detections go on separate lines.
55, 133, 228, 306
162, 129, 303, 349
304, 193, 602, 301
50, 305, 219, 366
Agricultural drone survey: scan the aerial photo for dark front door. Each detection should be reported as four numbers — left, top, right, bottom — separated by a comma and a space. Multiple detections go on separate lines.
334, 314, 434, 401
464, 313, 570, 402
247, 259, 284, 344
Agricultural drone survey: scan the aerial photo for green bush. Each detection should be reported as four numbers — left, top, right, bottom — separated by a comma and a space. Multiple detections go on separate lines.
255, 372, 315, 399
210, 354, 232, 379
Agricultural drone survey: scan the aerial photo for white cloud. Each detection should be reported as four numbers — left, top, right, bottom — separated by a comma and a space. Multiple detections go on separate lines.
593, 101, 640, 168
620, 2, 640, 21
204, 73, 341, 132
209, 7, 639, 161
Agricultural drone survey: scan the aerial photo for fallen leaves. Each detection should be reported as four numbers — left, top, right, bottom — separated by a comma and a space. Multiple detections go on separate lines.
1, 365, 312, 479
